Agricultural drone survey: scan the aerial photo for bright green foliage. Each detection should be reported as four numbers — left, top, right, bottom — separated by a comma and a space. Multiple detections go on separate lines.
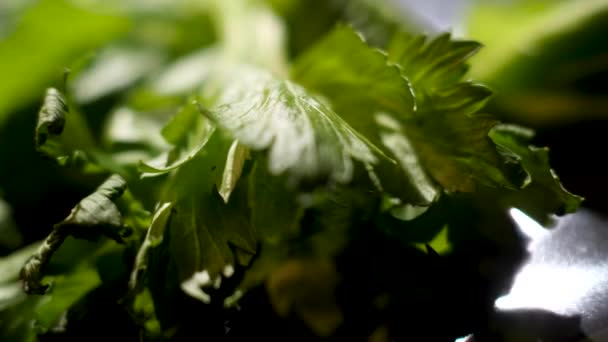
0, 0, 129, 126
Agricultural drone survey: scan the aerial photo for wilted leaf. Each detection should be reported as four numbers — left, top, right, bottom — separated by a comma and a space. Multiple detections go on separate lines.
20, 175, 131, 294
35, 88, 69, 160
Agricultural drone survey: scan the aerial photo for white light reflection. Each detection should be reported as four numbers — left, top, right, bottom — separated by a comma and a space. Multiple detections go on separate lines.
496, 208, 608, 317
495, 264, 600, 315
454, 334, 473, 342
508, 208, 548, 251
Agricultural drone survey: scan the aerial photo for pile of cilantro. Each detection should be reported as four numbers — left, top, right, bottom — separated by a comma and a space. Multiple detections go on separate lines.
0, 0, 583, 341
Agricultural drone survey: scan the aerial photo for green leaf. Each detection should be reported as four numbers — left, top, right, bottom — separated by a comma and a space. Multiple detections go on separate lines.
398, 85, 512, 193
0, 0, 129, 127
202, 63, 386, 185
20, 175, 131, 294
156, 130, 256, 289
385, 33, 520, 192
292, 26, 518, 200
131, 288, 161, 336
129, 202, 173, 291
489, 124, 583, 218
375, 113, 439, 205
292, 25, 415, 119
210, 0, 288, 74
248, 160, 302, 244
387, 32, 482, 93
139, 102, 215, 175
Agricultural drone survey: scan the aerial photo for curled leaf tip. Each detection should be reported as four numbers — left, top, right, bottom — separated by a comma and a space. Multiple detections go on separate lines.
36, 88, 68, 148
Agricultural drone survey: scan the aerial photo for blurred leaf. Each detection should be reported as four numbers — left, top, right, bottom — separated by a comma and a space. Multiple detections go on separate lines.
0, 244, 100, 342
469, 0, 608, 125
0, 196, 23, 250
211, 0, 288, 74
149, 48, 221, 96
131, 288, 161, 336
414, 225, 451, 255
33, 265, 101, 330
0, 242, 41, 285
71, 46, 164, 104
249, 161, 301, 245
469, 0, 608, 88
0, 0, 129, 126
102, 106, 171, 167
266, 258, 342, 337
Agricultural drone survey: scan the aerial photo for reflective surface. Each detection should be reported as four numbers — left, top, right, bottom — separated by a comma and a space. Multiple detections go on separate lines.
497, 208, 608, 341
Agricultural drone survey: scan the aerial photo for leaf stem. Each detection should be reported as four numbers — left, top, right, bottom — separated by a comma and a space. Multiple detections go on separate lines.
20, 228, 69, 294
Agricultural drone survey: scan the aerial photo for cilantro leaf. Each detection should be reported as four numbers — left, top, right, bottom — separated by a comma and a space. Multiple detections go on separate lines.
201, 63, 386, 185
387, 32, 482, 93
291, 25, 415, 119
489, 124, 583, 219
294, 26, 520, 201
386, 32, 524, 193
154, 130, 256, 288
138, 102, 215, 175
